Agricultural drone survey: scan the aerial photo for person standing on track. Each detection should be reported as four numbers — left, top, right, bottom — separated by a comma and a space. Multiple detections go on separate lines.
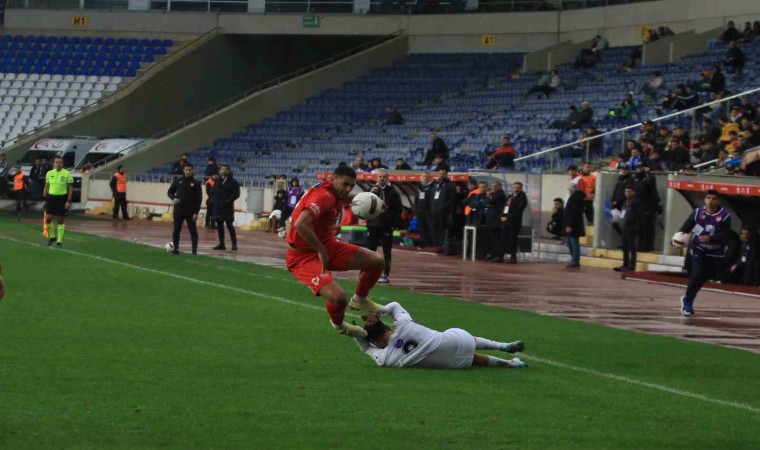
11, 165, 29, 219
212, 165, 240, 251
43, 157, 73, 248
109, 164, 131, 220
167, 164, 203, 255
286, 165, 387, 339
366, 169, 402, 284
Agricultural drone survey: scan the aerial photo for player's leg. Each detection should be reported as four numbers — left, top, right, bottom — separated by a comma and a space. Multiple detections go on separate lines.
682, 250, 706, 315
379, 227, 393, 280
339, 245, 386, 313
474, 336, 525, 353
55, 214, 66, 245
319, 282, 366, 338
186, 216, 199, 255
45, 199, 57, 245
472, 353, 528, 368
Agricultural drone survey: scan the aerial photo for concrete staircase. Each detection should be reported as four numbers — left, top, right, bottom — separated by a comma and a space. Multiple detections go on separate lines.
529, 226, 685, 272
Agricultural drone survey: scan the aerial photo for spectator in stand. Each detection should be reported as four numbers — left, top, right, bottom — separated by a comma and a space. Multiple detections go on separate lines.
714, 149, 730, 168
614, 185, 643, 272
700, 118, 721, 143
430, 170, 457, 250
551, 102, 593, 129
661, 84, 699, 111
352, 155, 370, 173
719, 21, 741, 44
648, 150, 670, 172
489, 136, 516, 170
622, 139, 640, 160
591, 35, 608, 59
385, 107, 404, 125
719, 116, 741, 143
639, 71, 664, 100
664, 139, 690, 170
422, 133, 449, 166
740, 21, 755, 43
633, 162, 660, 252
432, 155, 450, 172
536, 69, 562, 99
499, 182, 528, 264
708, 66, 726, 94
171, 154, 189, 176
369, 158, 389, 170
287, 177, 304, 211
485, 181, 507, 262
415, 173, 434, 247
565, 126, 602, 158
654, 126, 671, 151
268, 189, 289, 233
564, 182, 586, 268
395, 158, 412, 171
728, 106, 744, 125
671, 125, 691, 146
546, 198, 564, 240
205, 157, 219, 177
367, 169, 402, 284
739, 96, 757, 121
724, 41, 746, 74
579, 162, 596, 226
609, 93, 635, 119
628, 147, 646, 171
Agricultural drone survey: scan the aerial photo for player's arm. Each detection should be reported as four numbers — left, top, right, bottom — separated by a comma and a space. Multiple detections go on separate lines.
679, 213, 696, 233
109, 176, 117, 196
382, 302, 412, 323
230, 181, 240, 203
353, 338, 384, 364
167, 180, 179, 204
66, 173, 74, 206
193, 183, 203, 214
43, 179, 49, 199
294, 212, 328, 257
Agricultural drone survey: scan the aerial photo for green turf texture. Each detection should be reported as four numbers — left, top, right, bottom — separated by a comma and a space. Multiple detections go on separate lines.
0, 218, 758, 449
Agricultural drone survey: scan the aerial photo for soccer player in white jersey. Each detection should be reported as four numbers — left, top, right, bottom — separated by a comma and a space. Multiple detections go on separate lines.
352, 302, 527, 369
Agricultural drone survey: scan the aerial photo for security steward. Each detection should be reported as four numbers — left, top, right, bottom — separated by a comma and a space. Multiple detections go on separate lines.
43, 157, 74, 248
109, 164, 130, 220
12, 165, 29, 218
366, 169, 401, 283
212, 165, 241, 251
167, 164, 203, 255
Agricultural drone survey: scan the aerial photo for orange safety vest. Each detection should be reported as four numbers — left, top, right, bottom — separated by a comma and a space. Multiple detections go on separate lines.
580, 173, 596, 200
113, 172, 127, 193
204, 178, 215, 200
13, 172, 26, 191
464, 188, 482, 216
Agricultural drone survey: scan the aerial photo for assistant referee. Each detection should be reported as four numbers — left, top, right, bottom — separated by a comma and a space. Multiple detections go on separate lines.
43, 157, 74, 248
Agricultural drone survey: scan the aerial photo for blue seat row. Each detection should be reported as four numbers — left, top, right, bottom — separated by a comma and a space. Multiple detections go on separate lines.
0, 43, 167, 55
0, 35, 173, 47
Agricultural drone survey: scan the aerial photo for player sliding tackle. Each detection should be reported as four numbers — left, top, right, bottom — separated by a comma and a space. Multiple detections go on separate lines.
286, 165, 388, 338
353, 302, 526, 369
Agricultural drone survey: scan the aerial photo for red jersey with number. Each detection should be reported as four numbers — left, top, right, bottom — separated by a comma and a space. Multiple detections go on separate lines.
286, 181, 343, 251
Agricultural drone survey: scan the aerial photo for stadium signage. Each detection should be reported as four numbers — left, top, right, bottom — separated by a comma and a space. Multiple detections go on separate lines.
668, 180, 760, 196
32, 139, 67, 150
70, 16, 89, 28
302, 15, 320, 28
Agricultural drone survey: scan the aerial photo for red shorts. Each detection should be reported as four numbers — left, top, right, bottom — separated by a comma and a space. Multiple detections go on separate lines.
286, 239, 361, 295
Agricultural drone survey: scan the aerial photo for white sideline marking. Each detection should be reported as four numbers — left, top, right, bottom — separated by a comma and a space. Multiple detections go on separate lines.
2, 235, 759, 415
624, 276, 760, 299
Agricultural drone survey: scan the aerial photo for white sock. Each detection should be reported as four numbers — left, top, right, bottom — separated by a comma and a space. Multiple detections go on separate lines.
475, 337, 506, 350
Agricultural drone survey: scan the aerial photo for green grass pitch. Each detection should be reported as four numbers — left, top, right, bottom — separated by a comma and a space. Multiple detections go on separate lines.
0, 218, 759, 449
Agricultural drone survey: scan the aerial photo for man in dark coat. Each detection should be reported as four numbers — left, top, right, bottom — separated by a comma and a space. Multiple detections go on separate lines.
415, 173, 435, 247
633, 162, 660, 252
500, 182, 528, 264
564, 182, 586, 268
485, 181, 508, 262
167, 164, 203, 255
366, 169, 402, 284
614, 185, 643, 272
422, 134, 449, 166
430, 170, 457, 249
212, 164, 241, 251
546, 198, 564, 240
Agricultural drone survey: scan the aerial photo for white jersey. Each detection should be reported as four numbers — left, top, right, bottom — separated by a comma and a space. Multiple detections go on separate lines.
354, 302, 443, 368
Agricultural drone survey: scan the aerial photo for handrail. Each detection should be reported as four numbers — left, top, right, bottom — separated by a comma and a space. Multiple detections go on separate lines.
88, 29, 405, 175
692, 158, 719, 170
2, 26, 223, 148
514, 86, 760, 163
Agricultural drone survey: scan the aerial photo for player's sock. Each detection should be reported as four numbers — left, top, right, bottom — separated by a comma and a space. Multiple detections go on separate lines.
324, 300, 346, 326
475, 337, 506, 350
487, 356, 527, 368
355, 268, 383, 298
56, 224, 65, 243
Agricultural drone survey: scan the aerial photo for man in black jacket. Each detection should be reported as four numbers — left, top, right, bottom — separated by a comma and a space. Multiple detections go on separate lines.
500, 182, 528, 264
167, 164, 203, 255
610, 164, 633, 235
422, 134, 449, 166
212, 164, 241, 251
546, 198, 564, 240
614, 185, 643, 272
633, 162, 660, 252
486, 181, 508, 262
366, 169, 402, 283
430, 170, 457, 249
415, 173, 434, 247
564, 183, 586, 268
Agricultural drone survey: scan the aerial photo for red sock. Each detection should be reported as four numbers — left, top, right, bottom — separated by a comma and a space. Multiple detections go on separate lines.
325, 300, 346, 326
355, 269, 383, 298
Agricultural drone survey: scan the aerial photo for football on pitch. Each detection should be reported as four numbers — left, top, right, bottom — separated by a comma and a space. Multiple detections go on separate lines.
165, 242, 175, 252
671, 232, 690, 248
351, 192, 385, 220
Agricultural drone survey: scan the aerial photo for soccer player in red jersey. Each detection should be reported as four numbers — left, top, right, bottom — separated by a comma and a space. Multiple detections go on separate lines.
286, 165, 387, 338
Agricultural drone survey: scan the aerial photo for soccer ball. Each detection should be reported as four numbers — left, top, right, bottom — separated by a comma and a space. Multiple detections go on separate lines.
671, 232, 691, 249
164, 242, 175, 252
351, 192, 385, 221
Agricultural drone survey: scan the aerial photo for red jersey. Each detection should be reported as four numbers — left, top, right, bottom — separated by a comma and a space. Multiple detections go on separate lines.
287, 181, 344, 251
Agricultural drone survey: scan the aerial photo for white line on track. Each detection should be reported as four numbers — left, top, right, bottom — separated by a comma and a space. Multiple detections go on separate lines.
2, 234, 758, 415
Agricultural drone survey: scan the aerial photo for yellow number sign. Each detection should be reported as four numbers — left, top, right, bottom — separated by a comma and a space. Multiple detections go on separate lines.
70, 16, 89, 28
481, 35, 495, 47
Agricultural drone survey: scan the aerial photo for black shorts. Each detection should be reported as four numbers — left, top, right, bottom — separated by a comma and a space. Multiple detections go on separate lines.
45, 195, 68, 216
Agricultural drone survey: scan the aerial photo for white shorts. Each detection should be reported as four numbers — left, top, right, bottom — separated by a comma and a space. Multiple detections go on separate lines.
411, 328, 475, 369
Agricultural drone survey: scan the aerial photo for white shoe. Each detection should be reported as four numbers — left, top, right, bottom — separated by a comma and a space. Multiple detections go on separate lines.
333, 322, 367, 339
377, 275, 390, 284
348, 295, 388, 313
507, 358, 528, 368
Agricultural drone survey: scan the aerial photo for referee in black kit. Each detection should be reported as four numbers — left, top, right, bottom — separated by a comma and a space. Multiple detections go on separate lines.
167, 164, 203, 255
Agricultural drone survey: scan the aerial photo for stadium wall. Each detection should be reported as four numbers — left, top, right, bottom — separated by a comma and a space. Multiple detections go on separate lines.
5, 0, 760, 53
